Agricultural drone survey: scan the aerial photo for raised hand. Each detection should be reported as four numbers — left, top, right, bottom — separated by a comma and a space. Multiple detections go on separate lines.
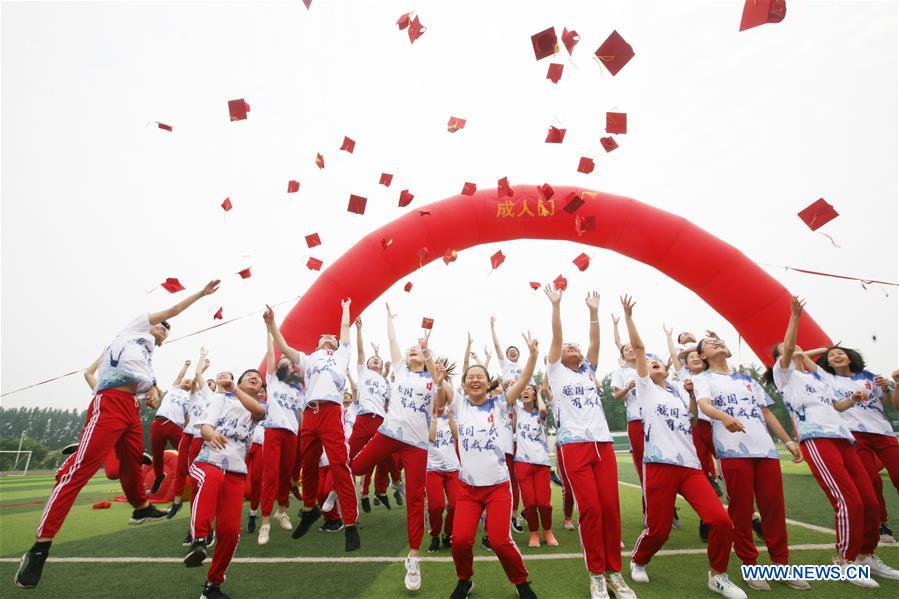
466, 332, 472, 346
341, 298, 352, 310
484, 346, 492, 359
220, 378, 236, 393
184, 359, 192, 367
355, 317, 363, 328
790, 296, 806, 317
490, 315, 497, 328
522, 331, 539, 353
202, 280, 221, 296
620, 295, 636, 317
370, 342, 380, 356
662, 324, 673, 337
543, 283, 562, 304
611, 314, 620, 326
585, 291, 600, 311
419, 332, 430, 351
385, 303, 395, 319
262, 305, 274, 324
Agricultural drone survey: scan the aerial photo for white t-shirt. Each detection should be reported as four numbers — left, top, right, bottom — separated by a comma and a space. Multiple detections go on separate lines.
427, 414, 460, 472
156, 387, 190, 427
185, 387, 216, 437
611, 366, 641, 422
344, 401, 358, 438
546, 359, 612, 446
501, 360, 523, 383
251, 423, 265, 445
194, 394, 265, 474
295, 342, 350, 405
356, 365, 390, 418
452, 394, 511, 486
675, 368, 710, 422
694, 371, 777, 459
497, 401, 515, 455
514, 403, 550, 466
773, 364, 855, 443
378, 362, 436, 450
95, 314, 157, 394
636, 374, 701, 469
823, 370, 894, 436
263, 373, 302, 433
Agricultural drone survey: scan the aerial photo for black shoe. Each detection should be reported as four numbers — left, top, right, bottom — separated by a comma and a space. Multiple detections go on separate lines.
292, 506, 322, 539
450, 579, 474, 599
394, 488, 404, 506
129, 504, 167, 525
361, 496, 371, 513
372, 495, 381, 506
247, 513, 257, 533
182, 530, 193, 547
14, 548, 49, 589
511, 515, 524, 534
150, 474, 165, 495
709, 476, 723, 497
61, 443, 78, 456
699, 521, 709, 543
428, 536, 441, 553
207, 529, 216, 548
752, 515, 764, 540
201, 582, 231, 599
319, 519, 345, 532
166, 502, 182, 520
481, 535, 492, 552
672, 507, 681, 530
516, 581, 538, 599
375, 492, 391, 510
141, 452, 153, 466
550, 469, 563, 487
442, 535, 452, 549
345, 525, 361, 551
183, 538, 208, 568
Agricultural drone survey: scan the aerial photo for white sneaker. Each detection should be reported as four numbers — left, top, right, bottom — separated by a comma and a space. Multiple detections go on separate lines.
709, 572, 748, 599
629, 561, 649, 584
780, 579, 811, 590
589, 574, 610, 599
606, 571, 637, 598
745, 578, 771, 591
858, 554, 899, 580
273, 512, 292, 531
404, 556, 421, 591
322, 491, 338, 513
835, 557, 880, 588
564, 520, 575, 531
257, 523, 270, 545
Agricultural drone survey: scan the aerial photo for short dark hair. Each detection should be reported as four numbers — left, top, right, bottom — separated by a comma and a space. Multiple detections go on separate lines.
677, 332, 691, 344
619, 343, 632, 358
695, 339, 712, 370
506, 346, 520, 355
238, 369, 261, 384
159, 320, 171, 330
817, 345, 866, 375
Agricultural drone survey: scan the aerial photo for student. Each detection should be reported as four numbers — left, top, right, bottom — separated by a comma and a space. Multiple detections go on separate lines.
542, 287, 635, 599
16, 280, 220, 590
149, 359, 194, 494
245, 385, 267, 533
541, 376, 575, 530
446, 333, 540, 599
514, 384, 558, 548
319, 382, 360, 532
183, 369, 267, 599
426, 365, 460, 553
621, 296, 745, 599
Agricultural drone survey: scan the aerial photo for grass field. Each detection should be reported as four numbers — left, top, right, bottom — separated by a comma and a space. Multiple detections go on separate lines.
1, 451, 897, 599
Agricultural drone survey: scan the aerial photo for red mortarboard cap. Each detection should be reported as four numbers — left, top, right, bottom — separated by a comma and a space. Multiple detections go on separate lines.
92, 501, 111, 509
545, 126, 566, 143
447, 116, 466, 132
547, 63, 564, 84
379, 173, 393, 187
531, 27, 558, 61
408, 15, 425, 43
161, 278, 185, 293
287, 180, 300, 193
398, 189, 414, 207
443, 249, 458, 265
497, 177, 513, 198
221, 197, 232, 211
553, 274, 568, 291
490, 250, 506, 270
228, 99, 250, 121
340, 136, 355, 153
562, 192, 585, 214
381, 237, 393, 250
397, 12, 411, 29
306, 257, 323, 271
600, 136, 619, 152
562, 27, 580, 55
302, 0, 312, 9
573, 252, 591, 272
213, 307, 223, 320
606, 112, 627, 134
578, 157, 595, 174
538, 183, 554, 200
403, 281, 413, 292
418, 246, 430, 263
529, 281, 541, 290
156, 122, 173, 132
797, 198, 838, 231
421, 317, 434, 330
595, 30, 635, 76
462, 182, 477, 196
305, 233, 321, 248
237, 267, 252, 279
347, 194, 367, 215
315, 153, 325, 169
575, 215, 596, 236
740, 0, 787, 32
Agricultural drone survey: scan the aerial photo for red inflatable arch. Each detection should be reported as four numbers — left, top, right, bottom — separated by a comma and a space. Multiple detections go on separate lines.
275, 185, 831, 365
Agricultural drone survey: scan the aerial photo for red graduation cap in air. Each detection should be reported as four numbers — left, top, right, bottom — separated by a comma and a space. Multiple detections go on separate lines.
221, 197, 233, 212
545, 127, 566, 143
578, 157, 595, 174
531, 26, 558, 60
547, 63, 564, 84
315, 153, 325, 169
305, 233, 321, 248
213, 307, 223, 320
538, 183, 554, 200
562, 192, 585, 214
340, 136, 355, 153
447, 116, 466, 132
595, 31, 635, 76
600, 136, 619, 153
461, 182, 477, 196
421, 317, 434, 330
529, 282, 541, 290
797, 198, 838, 231
740, 0, 787, 32
397, 12, 411, 29
347, 194, 367, 215
228, 99, 250, 121
561, 27, 580, 55
156, 122, 173, 132
403, 281, 413, 293
237, 267, 252, 279
379, 173, 393, 187
606, 112, 627, 134
497, 177, 513, 198
553, 275, 568, 291
306, 257, 323, 271
575, 215, 596, 236
287, 180, 300, 193
418, 246, 430, 263
443, 249, 458, 265
399, 189, 414, 207
573, 253, 591, 272
161, 278, 185, 293
490, 250, 506, 270
408, 15, 425, 43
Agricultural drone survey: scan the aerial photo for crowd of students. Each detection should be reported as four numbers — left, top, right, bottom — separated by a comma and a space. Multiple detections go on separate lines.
13, 280, 899, 599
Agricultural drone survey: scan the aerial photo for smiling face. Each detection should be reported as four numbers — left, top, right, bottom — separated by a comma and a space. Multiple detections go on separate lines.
827, 348, 850, 369
206, 379, 216, 391
317, 334, 338, 351
462, 365, 489, 397
367, 355, 383, 372
506, 346, 520, 362
685, 350, 705, 373
256, 385, 267, 402
621, 344, 636, 363
698, 338, 728, 363
561, 342, 583, 369
648, 356, 669, 382
521, 384, 538, 408
237, 370, 262, 395
150, 324, 169, 347
406, 346, 424, 369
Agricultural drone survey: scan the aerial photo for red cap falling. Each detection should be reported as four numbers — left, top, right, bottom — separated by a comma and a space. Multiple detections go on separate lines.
600, 136, 619, 153
213, 307, 223, 320
408, 15, 426, 43
740, 0, 787, 32
305, 233, 321, 248
447, 116, 467, 132
545, 126, 566, 143
553, 274, 568, 291
161, 278, 185, 293
379, 173, 393, 187
228, 99, 250, 121
340, 136, 355, 153
573, 253, 591, 272
490, 250, 506, 270
547, 63, 564, 84
398, 189, 414, 207
461, 182, 477, 196
538, 183, 554, 200
497, 177, 513, 198
606, 112, 627, 134
797, 198, 839, 231
403, 281, 413, 293
531, 26, 558, 61
347, 194, 367, 215
562, 192, 585, 214
594, 31, 635, 76
575, 215, 596, 236
287, 180, 300, 193
443, 249, 458, 265
561, 27, 580, 55
221, 197, 233, 211
306, 257, 323, 271
236, 268, 252, 279
156, 122, 173, 132
529, 282, 541, 290
315, 153, 325, 169
578, 157, 595, 174
421, 317, 435, 330
396, 12, 411, 29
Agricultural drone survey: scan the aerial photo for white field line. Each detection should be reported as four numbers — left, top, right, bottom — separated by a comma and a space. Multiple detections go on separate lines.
0, 544, 838, 564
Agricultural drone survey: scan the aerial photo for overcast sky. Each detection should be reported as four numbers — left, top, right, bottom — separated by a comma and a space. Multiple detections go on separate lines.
2, 0, 896, 413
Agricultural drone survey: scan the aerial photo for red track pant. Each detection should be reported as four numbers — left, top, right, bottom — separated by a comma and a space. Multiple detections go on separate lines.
692, 420, 718, 479
515, 462, 552, 532
451, 481, 528, 584
853, 432, 899, 523
504, 453, 520, 513
802, 438, 880, 560
150, 417, 182, 480
261, 428, 297, 517
719, 457, 788, 565
352, 432, 427, 549
172, 433, 198, 498
37, 390, 148, 538
559, 441, 621, 574
632, 463, 733, 572
188, 462, 243, 586
318, 465, 340, 522
245, 442, 263, 511
426, 470, 460, 537
627, 421, 645, 484
299, 403, 358, 526
348, 414, 398, 495
556, 444, 574, 519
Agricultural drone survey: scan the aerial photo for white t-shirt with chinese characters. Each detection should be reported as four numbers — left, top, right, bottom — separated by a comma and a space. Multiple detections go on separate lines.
452, 394, 510, 486
773, 364, 854, 443
156, 387, 190, 427
378, 362, 437, 450
95, 314, 157, 394
821, 370, 893, 436
263, 373, 302, 433
194, 394, 265, 474
546, 360, 612, 446
357, 365, 390, 418
612, 366, 641, 422
693, 371, 777, 459
636, 375, 701, 469
674, 368, 710, 422
514, 403, 550, 466
295, 342, 350, 405
427, 414, 460, 472
185, 387, 216, 437
251, 423, 265, 446
497, 400, 515, 456
501, 360, 523, 383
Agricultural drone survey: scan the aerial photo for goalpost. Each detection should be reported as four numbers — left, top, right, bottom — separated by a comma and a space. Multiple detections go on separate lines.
0, 450, 33, 477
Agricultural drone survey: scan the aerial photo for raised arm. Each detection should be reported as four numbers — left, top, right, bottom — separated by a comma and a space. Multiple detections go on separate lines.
664, 324, 681, 374
386, 303, 403, 365
339, 299, 352, 345
263, 305, 301, 364
346, 368, 358, 401
586, 291, 600, 367
462, 332, 473, 374
489, 316, 505, 368
83, 350, 104, 390
544, 284, 563, 364
420, 331, 442, 387
192, 347, 210, 393
148, 279, 220, 325
173, 359, 192, 386
621, 296, 648, 378
505, 334, 539, 405
221, 378, 266, 420
355, 318, 366, 366
612, 314, 623, 352
779, 297, 806, 369
483, 347, 492, 373
265, 329, 276, 375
